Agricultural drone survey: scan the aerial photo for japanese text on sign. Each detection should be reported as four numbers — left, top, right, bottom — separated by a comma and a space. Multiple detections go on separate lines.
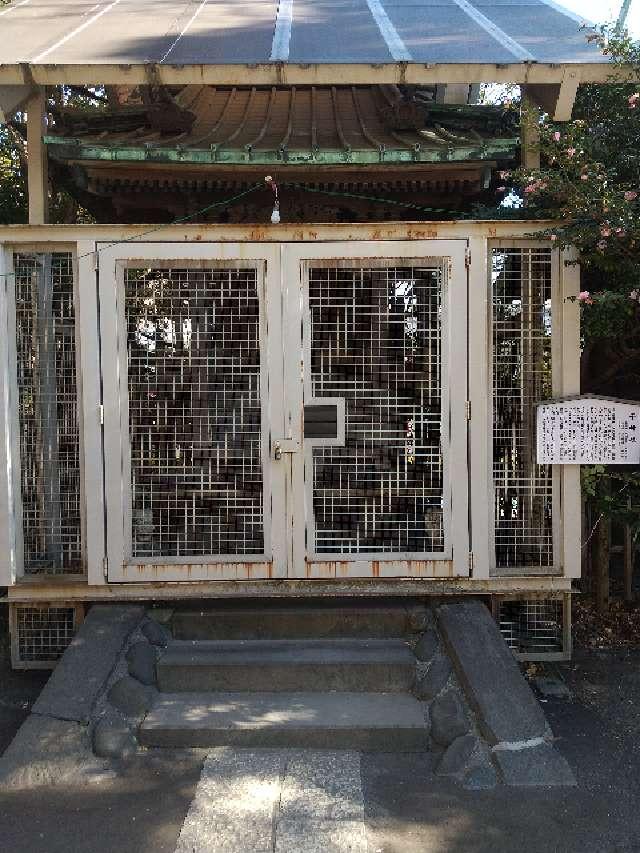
537, 398, 640, 465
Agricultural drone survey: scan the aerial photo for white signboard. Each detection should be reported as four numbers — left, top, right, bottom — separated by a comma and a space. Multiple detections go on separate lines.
537, 397, 640, 465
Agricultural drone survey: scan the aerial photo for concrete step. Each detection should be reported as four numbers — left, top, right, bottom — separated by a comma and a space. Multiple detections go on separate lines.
157, 639, 416, 693
171, 601, 425, 641
140, 691, 429, 751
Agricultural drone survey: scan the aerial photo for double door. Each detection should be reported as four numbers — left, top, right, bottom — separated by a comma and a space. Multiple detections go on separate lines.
97, 241, 468, 581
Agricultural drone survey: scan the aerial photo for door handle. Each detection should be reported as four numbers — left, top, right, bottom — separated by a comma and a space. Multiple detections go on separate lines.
273, 438, 300, 460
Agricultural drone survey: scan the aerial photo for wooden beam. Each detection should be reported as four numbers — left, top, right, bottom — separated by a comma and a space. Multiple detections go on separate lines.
522, 70, 580, 122
0, 84, 36, 123
0, 62, 619, 88
26, 89, 48, 225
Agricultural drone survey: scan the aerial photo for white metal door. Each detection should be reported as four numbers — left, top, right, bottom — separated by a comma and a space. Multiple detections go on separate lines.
282, 241, 469, 579
98, 243, 285, 582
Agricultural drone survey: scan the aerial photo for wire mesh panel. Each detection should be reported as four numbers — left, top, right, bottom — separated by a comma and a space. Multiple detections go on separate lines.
492, 247, 554, 571
496, 597, 566, 657
10, 604, 81, 668
124, 265, 264, 558
13, 253, 83, 575
307, 261, 445, 555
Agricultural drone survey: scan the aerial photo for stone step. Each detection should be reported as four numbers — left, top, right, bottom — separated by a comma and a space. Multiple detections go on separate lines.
157, 639, 416, 693
140, 691, 429, 751
171, 601, 426, 641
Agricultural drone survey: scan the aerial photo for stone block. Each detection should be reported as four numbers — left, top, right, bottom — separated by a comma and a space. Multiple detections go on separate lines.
0, 715, 108, 789
494, 743, 577, 787
32, 605, 145, 724
437, 601, 549, 745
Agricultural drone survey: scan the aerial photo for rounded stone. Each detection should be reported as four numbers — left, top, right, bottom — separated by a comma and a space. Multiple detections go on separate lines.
141, 619, 171, 648
437, 734, 481, 778
407, 606, 432, 632
126, 641, 157, 685
107, 675, 156, 718
464, 761, 499, 790
92, 712, 137, 760
431, 690, 469, 747
414, 653, 452, 701
414, 628, 439, 662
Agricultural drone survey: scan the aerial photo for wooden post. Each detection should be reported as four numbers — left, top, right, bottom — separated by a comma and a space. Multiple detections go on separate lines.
26, 89, 48, 225
594, 509, 610, 614
520, 90, 541, 171
624, 496, 634, 602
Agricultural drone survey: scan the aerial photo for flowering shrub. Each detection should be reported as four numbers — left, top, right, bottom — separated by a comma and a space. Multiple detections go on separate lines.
497, 26, 640, 555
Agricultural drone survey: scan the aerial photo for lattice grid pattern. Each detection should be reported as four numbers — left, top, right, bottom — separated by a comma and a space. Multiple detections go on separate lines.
492, 248, 554, 570
125, 266, 264, 558
14, 605, 78, 664
14, 253, 83, 574
498, 598, 564, 655
308, 262, 445, 554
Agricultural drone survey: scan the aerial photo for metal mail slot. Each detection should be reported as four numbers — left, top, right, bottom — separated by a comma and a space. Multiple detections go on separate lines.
304, 404, 339, 439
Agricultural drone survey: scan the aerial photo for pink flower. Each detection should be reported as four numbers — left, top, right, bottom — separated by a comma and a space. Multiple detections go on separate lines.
578, 291, 594, 304
629, 93, 640, 108
553, 131, 561, 141
597, 240, 607, 250
550, 234, 558, 241
567, 148, 576, 158
629, 290, 639, 302
498, 171, 511, 179
524, 184, 537, 194
600, 225, 611, 237
580, 174, 589, 181
616, 228, 626, 237
624, 191, 638, 201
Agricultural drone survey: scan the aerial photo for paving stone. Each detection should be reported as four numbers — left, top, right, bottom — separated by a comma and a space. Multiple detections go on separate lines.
92, 711, 137, 760
414, 628, 439, 662
279, 752, 363, 821
126, 641, 158, 685
464, 761, 499, 790
414, 652, 452, 701
141, 619, 171, 648
430, 690, 469, 746
32, 605, 145, 724
437, 734, 482, 779
437, 600, 549, 744
107, 676, 157, 718
494, 743, 577, 787
275, 819, 367, 853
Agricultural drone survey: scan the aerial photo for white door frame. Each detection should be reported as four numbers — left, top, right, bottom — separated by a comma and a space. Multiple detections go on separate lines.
282, 241, 470, 579
97, 242, 285, 582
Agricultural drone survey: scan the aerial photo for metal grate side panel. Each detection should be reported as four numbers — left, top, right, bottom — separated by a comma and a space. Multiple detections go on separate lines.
307, 262, 446, 555
491, 247, 554, 571
495, 596, 568, 660
14, 253, 83, 575
10, 603, 84, 669
124, 266, 264, 559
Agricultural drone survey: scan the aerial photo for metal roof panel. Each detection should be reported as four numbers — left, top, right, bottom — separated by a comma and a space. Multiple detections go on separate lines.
0, 0, 608, 69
